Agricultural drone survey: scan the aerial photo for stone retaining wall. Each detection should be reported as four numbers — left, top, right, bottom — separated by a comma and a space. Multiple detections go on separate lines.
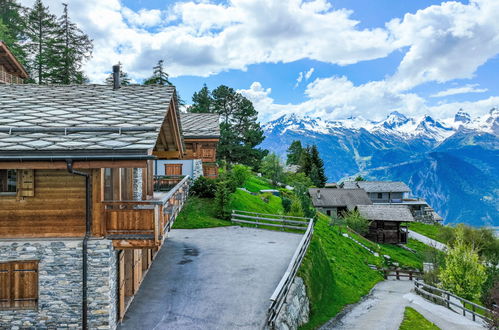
0, 239, 117, 329
274, 276, 310, 330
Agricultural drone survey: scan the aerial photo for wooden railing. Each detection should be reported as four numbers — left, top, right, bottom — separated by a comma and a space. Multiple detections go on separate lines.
154, 175, 185, 192
265, 218, 314, 329
414, 280, 492, 323
0, 70, 23, 84
102, 176, 190, 246
383, 268, 422, 280
231, 210, 310, 232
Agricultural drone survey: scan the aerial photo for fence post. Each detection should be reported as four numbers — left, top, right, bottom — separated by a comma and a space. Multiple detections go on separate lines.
409, 271, 413, 281
447, 294, 450, 309
396, 270, 400, 280
472, 305, 476, 321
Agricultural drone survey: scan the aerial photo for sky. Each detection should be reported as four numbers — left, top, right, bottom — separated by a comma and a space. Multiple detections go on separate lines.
19, 0, 499, 122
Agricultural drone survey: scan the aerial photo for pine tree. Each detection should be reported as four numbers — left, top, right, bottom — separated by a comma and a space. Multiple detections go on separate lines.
261, 152, 283, 186
104, 62, 131, 86
144, 59, 171, 86
52, 3, 93, 84
286, 140, 303, 165
0, 0, 27, 64
189, 84, 212, 113
24, 0, 59, 84
309, 145, 327, 187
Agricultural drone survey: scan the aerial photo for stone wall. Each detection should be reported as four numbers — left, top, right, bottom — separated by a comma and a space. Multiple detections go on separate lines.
274, 276, 310, 330
193, 159, 203, 180
0, 238, 117, 329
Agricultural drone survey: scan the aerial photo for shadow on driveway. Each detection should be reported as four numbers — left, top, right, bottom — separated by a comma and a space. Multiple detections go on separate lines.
119, 226, 303, 330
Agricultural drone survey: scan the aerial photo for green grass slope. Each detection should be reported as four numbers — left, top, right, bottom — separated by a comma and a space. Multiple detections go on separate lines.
229, 189, 284, 214
409, 222, 446, 243
399, 307, 440, 330
173, 196, 233, 229
242, 175, 275, 193
298, 214, 383, 329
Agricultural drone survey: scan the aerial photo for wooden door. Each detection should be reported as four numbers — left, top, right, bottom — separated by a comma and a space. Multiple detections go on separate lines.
118, 251, 126, 320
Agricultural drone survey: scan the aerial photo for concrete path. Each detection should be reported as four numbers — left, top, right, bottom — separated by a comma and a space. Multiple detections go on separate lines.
119, 226, 303, 330
321, 280, 485, 330
409, 230, 448, 251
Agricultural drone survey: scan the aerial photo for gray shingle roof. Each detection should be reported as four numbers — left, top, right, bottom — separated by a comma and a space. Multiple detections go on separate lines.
309, 188, 373, 210
356, 204, 414, 222
0, 84, 178, 156
180, 113, 220, 139
341, 181, 411, 193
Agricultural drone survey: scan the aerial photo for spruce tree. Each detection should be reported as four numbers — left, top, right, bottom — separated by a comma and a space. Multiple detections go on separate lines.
52, 3, 93, 84
189, 84, 212, 113
309, 145, 327, 187
144, 59, 171, 86
0, 0, 27, 64
286, 140, 303, 165
24, 0, 59, 84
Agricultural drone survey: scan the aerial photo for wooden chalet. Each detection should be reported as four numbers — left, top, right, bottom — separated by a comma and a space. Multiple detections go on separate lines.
356, 204, 414, 244
0, 81, 189, 328
0, 41, 28, 84
309, 188, 372, 217
179, 113, 220, 178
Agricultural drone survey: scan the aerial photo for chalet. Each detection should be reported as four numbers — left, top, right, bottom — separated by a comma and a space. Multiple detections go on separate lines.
0, 41, 28, 84
0, 75, 189, 328
356, 205, 414, 244
340, 181, 411, 203
180, 113, 220, 178
309, 188, 372, 217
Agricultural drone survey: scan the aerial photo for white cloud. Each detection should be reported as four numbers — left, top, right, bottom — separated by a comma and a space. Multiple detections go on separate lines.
295, 67, 315, 88
430, 84, 488, 98
122, 8, 163, 28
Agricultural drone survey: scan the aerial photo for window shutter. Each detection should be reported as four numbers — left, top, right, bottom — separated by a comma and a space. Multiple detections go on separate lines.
17, 170, 34, 197
12, 261, 38, 309
0, 263, 11, 309
165, 164, 182, 176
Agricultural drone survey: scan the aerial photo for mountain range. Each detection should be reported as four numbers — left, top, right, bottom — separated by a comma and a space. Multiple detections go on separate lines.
260, 109, 499, 226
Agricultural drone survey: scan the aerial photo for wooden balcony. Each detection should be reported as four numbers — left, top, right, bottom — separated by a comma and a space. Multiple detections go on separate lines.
103, 176, 190, 249
0, 70, 23, 84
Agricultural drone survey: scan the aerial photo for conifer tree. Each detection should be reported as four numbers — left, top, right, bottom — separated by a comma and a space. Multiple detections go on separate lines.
189, 84, 212, 113
309, 145, 327, 187
144, 59, 171, 86
0, 0, 27, 64
286, 140, 303, 165
52, 3, 93, 84
24, 0, 60, 84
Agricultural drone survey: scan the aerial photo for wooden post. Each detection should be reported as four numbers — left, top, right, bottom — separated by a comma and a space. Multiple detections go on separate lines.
384, 270, 387, 279
396, 271, 400, 280
472, 305, 476, 321
409, 271, 413, 281
447, 294, 450, 308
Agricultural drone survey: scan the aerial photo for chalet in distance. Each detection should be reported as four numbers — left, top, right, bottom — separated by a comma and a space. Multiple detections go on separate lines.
308, 188, 372, 218
0, 41, 28, 84
0, 74, 190, 328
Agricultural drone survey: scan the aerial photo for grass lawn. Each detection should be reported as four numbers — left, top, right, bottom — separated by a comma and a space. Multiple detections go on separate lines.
173, 196, 232, 229
298, 214, 383, 329
409, 222, 446, 243
399, 307, 440, 330
229, 189, 284, 214
243, 175, 275, 193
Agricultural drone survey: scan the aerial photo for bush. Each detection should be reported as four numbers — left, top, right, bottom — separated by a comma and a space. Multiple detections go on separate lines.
282, 196, 292, 213
190, 176, 217, 198
215, 179, 232, 220
231, 164, 251, 187
344, 210, 370, 236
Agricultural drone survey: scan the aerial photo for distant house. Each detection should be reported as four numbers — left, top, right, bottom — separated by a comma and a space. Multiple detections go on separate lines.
180, 113, 220, 178
340, 181, 411, 203
0, 41, 28, 84
356, 205, 414, 244
309, 188, 373, 217
0, 81, 189, 327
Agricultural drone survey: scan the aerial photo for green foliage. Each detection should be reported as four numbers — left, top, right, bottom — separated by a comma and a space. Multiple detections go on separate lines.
143, 59, 172, 86
283, 172, 313, 189
354, 175, 365, 181
190, 176, 217, 198
173, 197, 232, 229
230, 164, 251, 187
295, 144, 327, 187
214, 178, 232, 220
261, 152, 284, 186
229, 189, 283, 215
344, 210, 370, 235
189, 85, 267, 168
242, 175, 274, 193
298, 214, 382, 329
399, 307, 440, 330
294, 182, 315, 218
286, 140, 303, 165
409, 222, 446, 243
281, 196, 292, 214
0, 0, 28, 64
288, 198, 304, 217
439, 227, 487, 301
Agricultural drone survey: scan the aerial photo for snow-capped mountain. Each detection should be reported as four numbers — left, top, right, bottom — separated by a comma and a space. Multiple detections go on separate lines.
261, 109, 499, 226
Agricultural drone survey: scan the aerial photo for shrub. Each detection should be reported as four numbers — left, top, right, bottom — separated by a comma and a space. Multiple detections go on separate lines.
215, 179, 232, 220
190, 176, 217, 198
282, 196, 292, 213
231, 164, 251, 187
344, 210, 370, 236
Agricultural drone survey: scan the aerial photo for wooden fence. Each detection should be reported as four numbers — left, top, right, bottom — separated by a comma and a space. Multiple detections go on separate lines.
265, 219, 314, 329
231, 210, 310, 232
383, 268, 422, 280
414, 280, 492, 323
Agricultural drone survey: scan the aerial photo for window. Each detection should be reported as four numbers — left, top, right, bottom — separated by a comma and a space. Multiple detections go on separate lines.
201, 148, 215, 160
165, 164, 182, 176
326, 210, 331, 216
0, 169, 17, 195
377, 193, 383, 199
0, 261, 38, 310
103, 168, 137, 201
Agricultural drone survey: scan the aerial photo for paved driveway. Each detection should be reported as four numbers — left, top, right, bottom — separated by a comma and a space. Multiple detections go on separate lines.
119, 226, 303, 330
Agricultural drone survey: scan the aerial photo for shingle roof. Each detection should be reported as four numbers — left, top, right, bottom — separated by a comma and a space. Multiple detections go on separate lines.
309, 188, 373, 210
341, 181, 411, 193
356, 204, 414, 222
0, 84, 178, 157
180, 113, 220, 139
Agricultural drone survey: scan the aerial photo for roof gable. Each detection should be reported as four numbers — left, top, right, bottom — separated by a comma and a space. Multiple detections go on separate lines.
341, 181, 411, 193
309, 188, 373, 210
356, 204, 414, 222
180, 113, 220, 139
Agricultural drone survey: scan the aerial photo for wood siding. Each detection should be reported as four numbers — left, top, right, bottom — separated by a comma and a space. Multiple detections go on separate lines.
0, 170, 86, 238
0, 261, 38, 310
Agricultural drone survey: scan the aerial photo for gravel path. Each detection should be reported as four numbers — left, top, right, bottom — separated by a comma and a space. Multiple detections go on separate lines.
409, 230, 448, 251
321, 280, 485, 330
119, 226, 302, 330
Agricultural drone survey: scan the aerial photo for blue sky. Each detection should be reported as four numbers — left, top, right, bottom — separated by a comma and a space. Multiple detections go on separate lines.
22, 0, 499, 122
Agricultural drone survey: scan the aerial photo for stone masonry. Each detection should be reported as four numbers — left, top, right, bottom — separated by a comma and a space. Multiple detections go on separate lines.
275, 276, 310, 330
0, 238, 117, 329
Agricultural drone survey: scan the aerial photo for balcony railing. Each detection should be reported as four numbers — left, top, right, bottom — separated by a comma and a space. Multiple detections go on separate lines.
0, 70, 23, 84
102, 176, 190, 247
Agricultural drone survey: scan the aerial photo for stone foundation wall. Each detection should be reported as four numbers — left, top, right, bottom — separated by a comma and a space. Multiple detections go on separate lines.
274, 276, 310, 330
193, 159, 203, 180
0, 238, 117, 329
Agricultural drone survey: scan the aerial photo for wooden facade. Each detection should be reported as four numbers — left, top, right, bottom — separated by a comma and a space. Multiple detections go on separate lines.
184, 138, 219, 178
0, 41, 28, 84
366, 220, 408, 244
